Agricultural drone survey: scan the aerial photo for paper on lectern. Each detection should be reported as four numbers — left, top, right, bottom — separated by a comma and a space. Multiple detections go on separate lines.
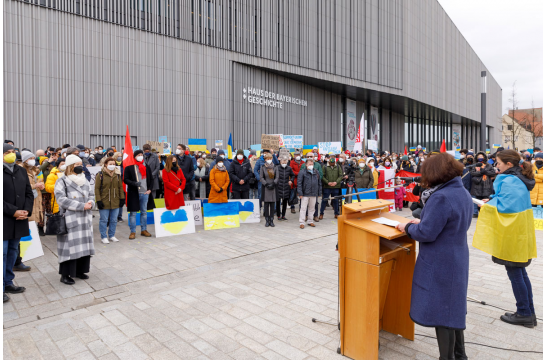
371, 217, 400, 227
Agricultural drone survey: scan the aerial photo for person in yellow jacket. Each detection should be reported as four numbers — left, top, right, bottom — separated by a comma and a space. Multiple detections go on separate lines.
366, 157, 379, 188
530, 153, 543, 206
45, 158, 66, 214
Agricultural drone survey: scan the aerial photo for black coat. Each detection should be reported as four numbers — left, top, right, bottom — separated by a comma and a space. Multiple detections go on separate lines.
297, 169, 322, 197
4, 164, 34, 240
123, 164, 155, 213
176, 155, 195, 194
228, 158, 253, 192
276, 165, 295, 200
470, 163, 496, 197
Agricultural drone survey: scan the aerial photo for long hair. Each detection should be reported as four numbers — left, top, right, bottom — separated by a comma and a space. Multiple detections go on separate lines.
497, 150, 534, 180
420, 153, 464, 188
164, 155, 177, 173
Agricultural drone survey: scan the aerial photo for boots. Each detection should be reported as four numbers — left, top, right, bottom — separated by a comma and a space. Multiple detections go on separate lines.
454, 330, 468, 360
265, 217, 270, 227
435, 327, 455, 360
269, 217, 275, 227
38, 226, 46, 237
500, 312, 535, 328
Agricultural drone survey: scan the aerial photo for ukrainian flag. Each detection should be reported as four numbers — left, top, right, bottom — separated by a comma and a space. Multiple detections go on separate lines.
203, 202, 240, 230
188, 138, 207, 152
302, 145, 316, 155
473, 174, 537, 263
227, 133, 233, 159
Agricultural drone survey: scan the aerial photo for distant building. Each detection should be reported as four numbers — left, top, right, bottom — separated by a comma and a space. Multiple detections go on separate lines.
502, 114, 534, 151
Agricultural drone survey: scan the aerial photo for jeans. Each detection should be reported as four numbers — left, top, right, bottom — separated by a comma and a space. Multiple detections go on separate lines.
472, 195, 486, 215
118, 206, 123, 220
258, 182, 263, 208
249, 188, 259, 199
3, 239, 20, 291
505, 266, 534, 316
129, 193, 149, 233
320, 188, 340, 215
99, 208, 120, 238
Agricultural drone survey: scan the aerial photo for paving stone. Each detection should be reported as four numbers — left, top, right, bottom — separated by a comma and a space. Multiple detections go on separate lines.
55, 336, 88, 358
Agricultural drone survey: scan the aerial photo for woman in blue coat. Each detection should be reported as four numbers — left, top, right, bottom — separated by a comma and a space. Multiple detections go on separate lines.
396, 153, 473, 360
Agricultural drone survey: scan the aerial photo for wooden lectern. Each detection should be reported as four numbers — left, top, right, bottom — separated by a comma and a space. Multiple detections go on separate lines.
338, 200, 415, 360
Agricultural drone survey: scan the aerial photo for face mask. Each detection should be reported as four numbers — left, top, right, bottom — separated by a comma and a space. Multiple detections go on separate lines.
295, 156, 301, 161
307, 165, 314, 171
385, 162, 391, 166
368, 163, 374, 168
26, 159, 36, 167
536, 161, 543, 169
460, 155, 466, 159
107, 165, 116, 171
338, 158, 344, 163
73, 166, 83, 174
176, 149, 182, 155
3, 153, 16, 163
219, 155, 224, 159
266, 160, 272, 164
184, 150, 190, 155
359, 163, 365, 168
202, 155, 206, 159
281, 163, 287, 168
59, 164, 67, 171
477, 158, 485, 162
117, 157, 122, 162
237, 155, 243, 160
357, 156, 361, 160
107, 152, 114, 157
217, 163, 224, 168
136, 155, 144, 162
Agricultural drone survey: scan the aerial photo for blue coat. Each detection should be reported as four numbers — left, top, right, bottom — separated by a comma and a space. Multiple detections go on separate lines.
405, 177, 473, 329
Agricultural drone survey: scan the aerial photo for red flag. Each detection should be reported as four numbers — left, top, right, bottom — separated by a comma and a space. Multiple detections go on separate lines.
122, 125, 136, 169
404, 146, 408, 155
397, 170, 421, 202
440, 139, 446, 153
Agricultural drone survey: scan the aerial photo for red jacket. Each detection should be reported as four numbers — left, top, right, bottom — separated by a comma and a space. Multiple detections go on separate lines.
290, 159, 304, 189
162, 168, 186, 210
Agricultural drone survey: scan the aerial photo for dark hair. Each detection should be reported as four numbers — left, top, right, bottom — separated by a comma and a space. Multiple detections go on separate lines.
164, 155, 177, 172
142, 144, 151, 151
460, 149, 468, 154
62, 144, 70, 148
177, 144, 187, 150
420, 153, 464, 188
497, 150, 534, 180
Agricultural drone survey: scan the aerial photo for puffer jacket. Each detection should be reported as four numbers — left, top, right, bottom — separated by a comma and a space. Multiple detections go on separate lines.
353, 165, 375, 189
530, 164, 543, 205
297, 168, 322, 197
290, 159, 304, 189
276, 164, 295, 200
469, 155, 496, 198
94, 166, 125, 210
228, 157, 253, 192
322, 163, 343, 189
45, 167, 63, 214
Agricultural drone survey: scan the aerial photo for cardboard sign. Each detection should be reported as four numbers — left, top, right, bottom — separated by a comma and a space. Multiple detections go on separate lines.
146, 141, 165, 151
318, 142, 342, 155
261, 134, 280, 151
279, 148, 291, 158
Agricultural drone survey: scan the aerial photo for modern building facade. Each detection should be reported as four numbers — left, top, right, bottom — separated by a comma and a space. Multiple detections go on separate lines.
4, 0, 502, 153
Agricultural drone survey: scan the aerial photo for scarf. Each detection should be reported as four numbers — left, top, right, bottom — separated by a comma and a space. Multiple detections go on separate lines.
135, 160, 147, 179
264, 161, 275, 179
68, 174, 86, 187
3, 162, 15, 173
420, 184, 444, 205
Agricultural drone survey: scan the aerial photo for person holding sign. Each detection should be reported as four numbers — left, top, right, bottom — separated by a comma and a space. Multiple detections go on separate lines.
162, 155, 186, 210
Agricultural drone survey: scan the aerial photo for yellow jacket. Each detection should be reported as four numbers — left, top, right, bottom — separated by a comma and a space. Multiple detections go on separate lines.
530, 164, 543, 206
371, 169, 379, 188
45, 167, 63, 213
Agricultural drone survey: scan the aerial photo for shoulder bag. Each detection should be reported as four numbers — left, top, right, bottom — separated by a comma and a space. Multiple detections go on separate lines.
45, 179, 68, 236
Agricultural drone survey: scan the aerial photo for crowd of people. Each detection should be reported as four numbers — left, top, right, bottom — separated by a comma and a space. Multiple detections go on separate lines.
3, 138, 542, 358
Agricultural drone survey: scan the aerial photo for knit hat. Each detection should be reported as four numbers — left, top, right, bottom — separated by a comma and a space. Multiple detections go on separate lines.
21, 151, 35, 163
345, 150, 351, 155
236, 149, 244, 155
358, 158, 366, 164
76, 144, 86, 151
105, 148, 114, 154
467, 151, 474, 156
250, 149, 257, 156
133, 149, 144, 157
217, 149, 225, 156
535, 153, 543, 159
3, 143, 14, 153
366, 157, 375, 164
65, 154, 81, 167
401, 155, 408, 161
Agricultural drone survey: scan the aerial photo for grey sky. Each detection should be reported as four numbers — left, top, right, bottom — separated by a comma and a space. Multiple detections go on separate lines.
438, 0, 543, 112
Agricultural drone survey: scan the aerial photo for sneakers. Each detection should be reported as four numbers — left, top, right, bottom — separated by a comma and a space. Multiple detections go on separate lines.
101, 238, 110, 244
109, 237, 119, 242
141, 230, 152, 237
129, 233, 136, 240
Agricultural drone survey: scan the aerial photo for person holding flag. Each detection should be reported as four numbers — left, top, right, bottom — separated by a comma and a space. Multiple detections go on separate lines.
227, 133, 234, 160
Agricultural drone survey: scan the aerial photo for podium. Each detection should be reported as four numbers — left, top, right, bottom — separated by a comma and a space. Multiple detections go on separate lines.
338, 200, 415, 360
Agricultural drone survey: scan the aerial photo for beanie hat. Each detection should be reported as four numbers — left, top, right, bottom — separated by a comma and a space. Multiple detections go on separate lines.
133, 150, 144, 157
358, 158, 366, 164
65, 154, 81, 167
76, 144, 86, 151
3, 143, 14, 153
401, 155, 408, 161
217, 149, 225, 156
535, 153, 543, 159
21, 151, 35, 163
366, 157, 375, 164
250, 149, 257, 156
236, 149, 244, 155
105, 148, 114, 154
467, 151, 474, 156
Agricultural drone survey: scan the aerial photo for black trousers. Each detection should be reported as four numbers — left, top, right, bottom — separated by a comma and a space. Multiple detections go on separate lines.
59, 256, 91, 278
435, 327, 467, 360
231, 190, 249, 199
276, 198, 289, 218
263, 202, 275, 217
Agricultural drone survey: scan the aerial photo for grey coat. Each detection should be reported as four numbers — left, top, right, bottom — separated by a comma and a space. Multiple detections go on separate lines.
260, 165, 279, 202
54, 177, 96, 263
144, 152, 161, 190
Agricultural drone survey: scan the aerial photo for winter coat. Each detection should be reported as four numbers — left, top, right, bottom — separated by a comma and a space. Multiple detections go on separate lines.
54, 177, 96, 263
194, 165, 211, 198
289, 159, 304, 189
176, 155, 195, 194
300, 161, 323, 180
254, 154, 279, 182
297, 168, 322, 197
228, 158, 253, 192
123, 164, 156, 213
322, 164, 343, 189
276, 165, 295, 200
353, 166, 375, 189
400, 161, 415, 173
470, 161, 496, 198
24, 166, 44, 224
371, 168, 379, 188
394, 186, 406, 201
405, 177, 473, 329
209, 167, 230, 203
162, 167, 186, 210
94, 167, 125, 210
530, 164, 543, 206
45, 167, 63, 214
144, 152, 161, 191
461, 166, 472, 193
4, 163, 34, 240
260, 165, 279, 202
205, 157, 214, 166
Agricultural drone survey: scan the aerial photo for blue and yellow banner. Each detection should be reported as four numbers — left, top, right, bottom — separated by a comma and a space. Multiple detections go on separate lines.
302, 145, 316, 155
473, 175, 537, 262
227, 133, 233, 159
188, 138, 207, 152
203, 202, 240, 230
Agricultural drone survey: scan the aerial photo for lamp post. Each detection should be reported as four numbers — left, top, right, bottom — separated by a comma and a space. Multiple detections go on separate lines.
481, 71, 487, 150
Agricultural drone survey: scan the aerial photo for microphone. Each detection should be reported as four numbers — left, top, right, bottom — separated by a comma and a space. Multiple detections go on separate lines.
396, 176, 421, 183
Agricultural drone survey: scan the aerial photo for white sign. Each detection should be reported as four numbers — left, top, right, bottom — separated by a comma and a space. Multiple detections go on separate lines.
21, 221, 44, 262
283, 135, 303, 149
153, 206, 196, 238
215, 140, 223, 149
346, 99, 357, 151
243, 87, 307, 110
88, 166, 121, 187
368, 139, 378, 151
185, 200, 203, 226
353, 113, 365, 153
318, 142, 342, 155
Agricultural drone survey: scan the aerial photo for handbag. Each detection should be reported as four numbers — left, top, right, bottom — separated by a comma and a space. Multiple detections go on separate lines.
45, 179, 68, 236
288, 188, 299, 206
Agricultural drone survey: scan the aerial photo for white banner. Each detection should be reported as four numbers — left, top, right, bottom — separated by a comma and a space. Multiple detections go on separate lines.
346, 99, 357, 151
353, 113, 365, 153
318, 142, 342, 155
185, 200, 203, 226
283, 135, 303, 149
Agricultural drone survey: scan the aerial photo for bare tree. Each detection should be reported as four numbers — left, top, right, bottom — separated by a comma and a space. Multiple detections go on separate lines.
527, 100, 543, 149
505, 82, 525, 150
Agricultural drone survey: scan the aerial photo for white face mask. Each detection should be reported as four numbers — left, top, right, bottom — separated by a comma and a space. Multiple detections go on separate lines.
217, 163, 224, 168
136, 156, 144, 162
295, 156, 301, 161
107, 165, 116, 171
359, 163, 365, 168
59, 164, 67, 171
338, 158, 345, 163
219, 155, 224, 159
202, 155, 206, 159
368, 163, 374, 168
266, 160, 272, 164
26, 159, 36, 167
307, 165, 314, 171
281, 163, 287, 167
175, 149, 182, 155
237, 155, 243, 160
357, 156, 361, 159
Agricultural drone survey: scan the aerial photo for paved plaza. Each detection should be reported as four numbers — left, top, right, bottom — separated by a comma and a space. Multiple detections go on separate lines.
3, 205, 543, 360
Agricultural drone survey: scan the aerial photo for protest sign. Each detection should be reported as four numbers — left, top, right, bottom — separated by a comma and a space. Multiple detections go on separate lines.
158, 136, 167, 143
368, 139, 378, 151
283, 135, 303, 149
153, 207, 196, 238
493, 144, 501, 149
318, 142, 342, 155
146, 140, 164, 152
215, 140, 223, 149
279, 148, 291, 158
21, 221, 44, 262
261, 134, 280, 151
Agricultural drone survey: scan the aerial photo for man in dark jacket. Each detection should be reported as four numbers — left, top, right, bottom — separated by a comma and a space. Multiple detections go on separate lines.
175, 144, 196, 201
229, 149, 253, 199
470, 151, 496, 218
143, 144, 161, 198
320, 158, 343, 219
3, 143, 33, 302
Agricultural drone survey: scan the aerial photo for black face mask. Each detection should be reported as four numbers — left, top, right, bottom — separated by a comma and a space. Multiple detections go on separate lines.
73, 166, 84, 174
108, 152, 114, 157
536, 161, 543, 169
466, 158, 474, 164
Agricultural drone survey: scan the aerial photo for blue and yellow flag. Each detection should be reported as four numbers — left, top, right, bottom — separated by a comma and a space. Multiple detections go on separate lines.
227, 133, 233, 159
188, 138, 207, 152
473, 174, 537, 263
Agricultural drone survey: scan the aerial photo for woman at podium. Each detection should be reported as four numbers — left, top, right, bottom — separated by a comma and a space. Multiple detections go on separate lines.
396, 153, 473, 360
